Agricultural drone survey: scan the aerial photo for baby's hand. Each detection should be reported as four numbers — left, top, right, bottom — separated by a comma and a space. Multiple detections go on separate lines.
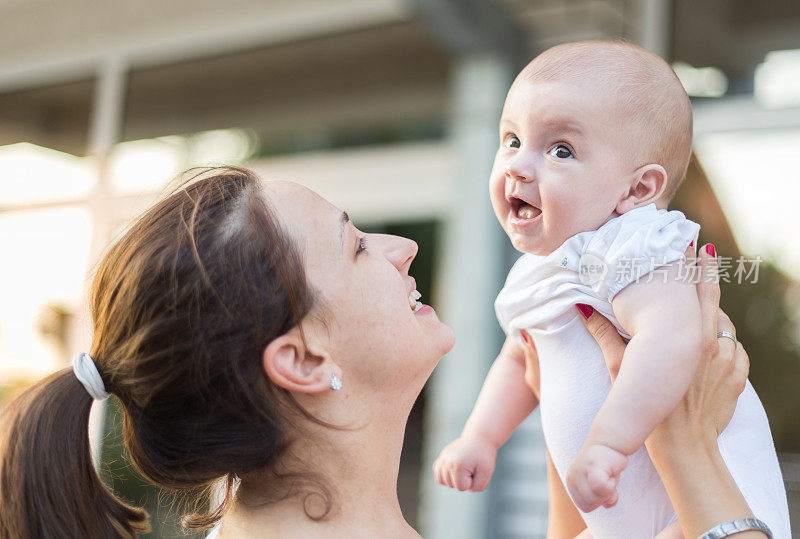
566, 443, 628, 512
433, 435, 497, 492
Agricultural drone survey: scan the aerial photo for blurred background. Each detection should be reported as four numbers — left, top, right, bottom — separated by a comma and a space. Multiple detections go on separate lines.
1, 0, 799, 537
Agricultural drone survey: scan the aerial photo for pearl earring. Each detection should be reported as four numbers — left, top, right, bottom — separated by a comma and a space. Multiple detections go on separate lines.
329, 374, 342, 391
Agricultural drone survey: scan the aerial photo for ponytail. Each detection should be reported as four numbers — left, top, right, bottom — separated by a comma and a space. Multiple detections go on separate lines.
0, 369, 149, 539
1, 168, 326, 534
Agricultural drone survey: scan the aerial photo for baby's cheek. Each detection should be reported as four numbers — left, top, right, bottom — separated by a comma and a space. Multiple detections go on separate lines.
550, 190, 595, 235
488, 180, 507, 215
540, 198, 571, 241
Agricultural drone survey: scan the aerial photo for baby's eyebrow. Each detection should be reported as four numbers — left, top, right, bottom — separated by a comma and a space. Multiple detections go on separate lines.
541, 117, 585, 137
499, 117, 519, 129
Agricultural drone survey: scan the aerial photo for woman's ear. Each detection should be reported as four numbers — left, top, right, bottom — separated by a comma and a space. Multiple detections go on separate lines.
262, 329, 339, 394
616, 164, 668, 214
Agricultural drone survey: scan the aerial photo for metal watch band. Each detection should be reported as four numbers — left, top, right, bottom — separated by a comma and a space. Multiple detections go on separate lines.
697, 517, 773, 539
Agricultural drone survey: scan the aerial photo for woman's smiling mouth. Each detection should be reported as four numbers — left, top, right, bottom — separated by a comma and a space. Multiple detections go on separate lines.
409, 290, 422, 312
408, 289, 434, 315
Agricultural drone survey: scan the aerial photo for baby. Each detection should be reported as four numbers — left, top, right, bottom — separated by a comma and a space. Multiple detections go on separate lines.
434, 41, 790, 538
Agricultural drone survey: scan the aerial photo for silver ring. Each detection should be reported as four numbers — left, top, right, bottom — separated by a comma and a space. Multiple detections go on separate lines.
716, 330, 737, 344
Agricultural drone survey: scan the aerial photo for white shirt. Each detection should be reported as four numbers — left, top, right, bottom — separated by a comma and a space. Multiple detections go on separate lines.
496, 203, 700, 341
495, 204, 790, 538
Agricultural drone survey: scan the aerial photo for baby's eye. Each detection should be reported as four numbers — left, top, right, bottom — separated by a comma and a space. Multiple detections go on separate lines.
502, 134, 521, 149
547, 144, 574, 159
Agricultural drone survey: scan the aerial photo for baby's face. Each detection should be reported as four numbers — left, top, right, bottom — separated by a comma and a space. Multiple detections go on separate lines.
490, 79, 638, 255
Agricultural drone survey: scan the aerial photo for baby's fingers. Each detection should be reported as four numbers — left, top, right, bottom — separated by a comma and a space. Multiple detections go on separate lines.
586, 451, 626, 510
602, 489, 619, 509
587, 467, 616, 499
453, 467, 474, 491
446, 465, 470, 491
470, 463, 494, 492
600, 452, 626, 508
434, 458, 456, 489
433, 459, 446, 486
445, 462, 459, 489
570, 475, 605, 512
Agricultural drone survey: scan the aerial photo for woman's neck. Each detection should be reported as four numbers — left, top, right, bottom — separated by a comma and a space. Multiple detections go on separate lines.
219, 404, 419, 538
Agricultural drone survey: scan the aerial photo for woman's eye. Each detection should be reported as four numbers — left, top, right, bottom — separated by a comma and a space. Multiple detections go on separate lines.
502, 134, 521, 149
356, 237, 367, 256
547, 144, 574, 159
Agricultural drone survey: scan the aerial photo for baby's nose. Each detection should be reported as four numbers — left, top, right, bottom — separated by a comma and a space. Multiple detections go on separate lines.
505, 164, 534, 183
505, 154, 535, 183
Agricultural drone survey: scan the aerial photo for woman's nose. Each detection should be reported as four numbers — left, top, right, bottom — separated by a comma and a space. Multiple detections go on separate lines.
505, 152, 535, 183
379, 234, 418, 272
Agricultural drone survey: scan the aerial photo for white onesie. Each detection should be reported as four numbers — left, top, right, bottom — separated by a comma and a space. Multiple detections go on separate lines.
495, 204, 791, 538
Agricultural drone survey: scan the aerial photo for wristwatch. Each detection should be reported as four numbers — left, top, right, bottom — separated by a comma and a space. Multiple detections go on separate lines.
696, 517, 773, 539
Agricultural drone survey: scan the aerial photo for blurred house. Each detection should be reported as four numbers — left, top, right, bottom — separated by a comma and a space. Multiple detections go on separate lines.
1, 1, 799, 538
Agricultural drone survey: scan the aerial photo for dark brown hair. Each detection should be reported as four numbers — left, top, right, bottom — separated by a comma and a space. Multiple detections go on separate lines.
0, 167, 318, 538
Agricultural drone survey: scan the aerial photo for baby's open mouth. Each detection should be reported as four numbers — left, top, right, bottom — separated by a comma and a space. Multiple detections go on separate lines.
510, 196, 542, 220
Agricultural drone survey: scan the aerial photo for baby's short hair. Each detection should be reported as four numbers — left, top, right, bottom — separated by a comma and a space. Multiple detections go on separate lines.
518, 40, 692, 201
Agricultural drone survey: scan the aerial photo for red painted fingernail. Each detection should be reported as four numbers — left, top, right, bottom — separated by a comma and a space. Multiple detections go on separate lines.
689, 241, 694, 247
705, 244, 716, 257
577, 304, 594, 319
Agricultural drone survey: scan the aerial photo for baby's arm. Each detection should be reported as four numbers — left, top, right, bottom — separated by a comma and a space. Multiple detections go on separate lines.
434, 335, 538, 492
567, 264, 702, 512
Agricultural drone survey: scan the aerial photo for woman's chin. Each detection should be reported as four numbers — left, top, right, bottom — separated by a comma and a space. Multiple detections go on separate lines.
441, 326, 456, 354
417, 324, 455, 370
429, 325, 455, 360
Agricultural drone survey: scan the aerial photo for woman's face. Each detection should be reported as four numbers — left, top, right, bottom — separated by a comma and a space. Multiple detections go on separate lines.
264, 181, 454, 402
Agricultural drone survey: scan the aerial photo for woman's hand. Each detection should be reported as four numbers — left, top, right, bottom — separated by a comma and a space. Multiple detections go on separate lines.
576, 243, 763, 538
523, 243, 747, 439
520, 330, 541, 401
520, 243, 764, 538
577, 243, 749, 445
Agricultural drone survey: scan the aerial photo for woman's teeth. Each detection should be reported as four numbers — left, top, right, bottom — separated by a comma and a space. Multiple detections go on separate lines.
409, 290, 422, 312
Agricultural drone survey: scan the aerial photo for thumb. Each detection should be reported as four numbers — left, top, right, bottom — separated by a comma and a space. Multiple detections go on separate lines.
577, 304, 627, 382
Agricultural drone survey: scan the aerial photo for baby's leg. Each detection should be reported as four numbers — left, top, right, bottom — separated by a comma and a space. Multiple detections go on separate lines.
654, 520, 683, 539
574, 529, 593, 539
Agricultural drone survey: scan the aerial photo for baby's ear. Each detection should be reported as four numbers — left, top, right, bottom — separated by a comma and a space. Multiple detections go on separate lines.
616, 164, 668, 214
